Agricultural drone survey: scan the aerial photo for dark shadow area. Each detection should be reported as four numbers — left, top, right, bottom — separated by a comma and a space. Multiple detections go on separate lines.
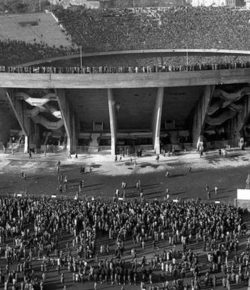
139, 162, 160, 169
167, 173, 186, 178
90, 164, 101, 168
170, 191, 186, 196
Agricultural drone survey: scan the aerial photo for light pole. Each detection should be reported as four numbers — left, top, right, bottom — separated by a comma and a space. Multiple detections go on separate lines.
186, 47, 189, 67
79, 46, 83, 71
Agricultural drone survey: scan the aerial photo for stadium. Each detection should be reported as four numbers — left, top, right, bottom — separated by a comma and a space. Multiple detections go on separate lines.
1, 5, 250, 156
1, 1, 250, 290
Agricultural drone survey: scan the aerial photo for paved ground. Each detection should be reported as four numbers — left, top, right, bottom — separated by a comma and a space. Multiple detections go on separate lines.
0, 149, 250, 290
0, 148, 249, 203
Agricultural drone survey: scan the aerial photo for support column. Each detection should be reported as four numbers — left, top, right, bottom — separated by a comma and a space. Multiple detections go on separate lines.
0, 89, 12, 148
192, 85, 214, 148
24, 136, 29, 153
152, 87, 164, 154
57, 89, 76, 154
5, 89, 31, 153
71, 113, 76, 151
107, 89, 117, 156
34, 123, 40, 149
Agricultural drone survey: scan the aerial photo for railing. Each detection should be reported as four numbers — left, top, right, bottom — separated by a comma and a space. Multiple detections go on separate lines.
1, 61, 250, 75
116, 144, 154, 154
40, 145, 63, 153
76, 146, 90, 153
99, 146, 111, 151
76, 146, 111, 153
6, 142, 24, 153
205, 140, 230, 150
76, 145, 156, 154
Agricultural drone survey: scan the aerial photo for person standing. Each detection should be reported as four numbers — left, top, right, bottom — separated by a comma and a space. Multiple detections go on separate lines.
200, 145, 204, 157
57, 161, 61, 174
136, 180, 141, 191
60, 273, 64, 284
246, 174, 250, 189
205, 184, 210, 199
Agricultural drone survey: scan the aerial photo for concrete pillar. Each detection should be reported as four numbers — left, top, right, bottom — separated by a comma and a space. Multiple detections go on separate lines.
192, 85, 214, 148
71, 113, 76, 151
107, 89, 117, 156
0, 102, 11, 148
34, 123, 40, 148
57, 89, 76, 154
5, 89, 31, 153
152, 87, 164, 154
24, 136, 29, 153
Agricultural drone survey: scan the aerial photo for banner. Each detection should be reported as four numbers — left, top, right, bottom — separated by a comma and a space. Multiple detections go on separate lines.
237, 189, 250, 200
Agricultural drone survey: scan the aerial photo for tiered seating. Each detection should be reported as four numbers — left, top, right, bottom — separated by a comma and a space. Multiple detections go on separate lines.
2, 7, 250, 68
0, 40, 75, 66
53, 6, 250, 53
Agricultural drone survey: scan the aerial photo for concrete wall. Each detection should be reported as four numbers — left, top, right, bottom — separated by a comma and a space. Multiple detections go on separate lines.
0, 105, 13, 146
162, 86, 203, 129
67, 89, 110, 132
67, 88, 157, 132
114, 88, 156, 130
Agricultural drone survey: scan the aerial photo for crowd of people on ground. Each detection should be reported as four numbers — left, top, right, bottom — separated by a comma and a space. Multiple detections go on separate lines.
0, 173, 249, 290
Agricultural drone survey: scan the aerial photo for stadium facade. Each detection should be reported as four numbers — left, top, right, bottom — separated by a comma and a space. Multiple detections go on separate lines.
1, 49, 250, 156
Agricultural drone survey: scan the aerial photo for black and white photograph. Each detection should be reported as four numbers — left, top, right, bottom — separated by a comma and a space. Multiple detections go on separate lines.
1, 0, 250, 289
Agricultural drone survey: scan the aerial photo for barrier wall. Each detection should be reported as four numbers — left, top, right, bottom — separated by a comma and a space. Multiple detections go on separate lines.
0, 68, 250, 88
236, 189, 250, 210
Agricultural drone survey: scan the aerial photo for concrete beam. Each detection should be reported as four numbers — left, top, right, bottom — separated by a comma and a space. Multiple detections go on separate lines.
152, 87, 164, 154
0, 69, 250, 89
192, 85, 215, 148
5, 89, 31, 153
57, 89, 76, 154
107, 89, 117, 156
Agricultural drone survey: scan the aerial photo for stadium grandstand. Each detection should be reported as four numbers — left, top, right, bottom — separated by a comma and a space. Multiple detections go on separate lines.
0, 6, 250, 157
52, 6, 250, 52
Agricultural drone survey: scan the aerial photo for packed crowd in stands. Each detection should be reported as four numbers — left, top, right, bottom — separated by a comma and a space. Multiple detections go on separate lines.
1, 7, 250, 68
53, 6, 250, 53
0, 40, 76, 67
0, 180, 249, 290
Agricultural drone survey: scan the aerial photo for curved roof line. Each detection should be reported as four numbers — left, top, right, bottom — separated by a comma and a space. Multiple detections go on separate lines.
20, 48, 250, 67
